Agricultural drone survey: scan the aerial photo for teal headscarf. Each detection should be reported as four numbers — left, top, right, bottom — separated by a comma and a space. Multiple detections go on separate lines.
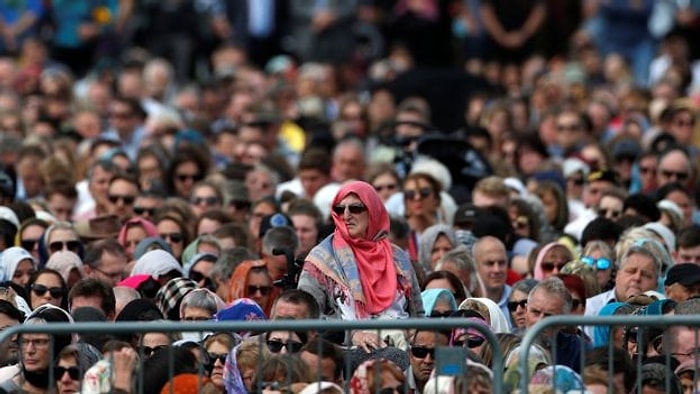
421, 289, 457, 317
592, 302, 626, 348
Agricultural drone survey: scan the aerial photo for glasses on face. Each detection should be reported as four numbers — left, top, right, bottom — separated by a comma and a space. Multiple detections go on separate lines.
140, 345, 167, 358
374, 183, 397, 193
332, 203, 367, 215
454, 336, 486, 349
507, 299, 528, 312
93, 266, 123, 281
428, 311, 453, 318
207, 353, 227, 366
660, 170, 689, 181
410, 345, 435, 359
248, 285, 272, 296
108, 194, 136, 205
378, 385, 406, 394
581, 256, 612, 270
597, 208, 622, 219
160, 232, 183, 244
49, 240, 81, 254
229, 200, 251, 210
21, 337, 50, 349
176, 173, 203, 183
639, 166, 655, 175
183, 316, 210, 322
191, 196, 219, 206
266, 339, 303, 354
31, 284, 63, 299
540, 261, 567, 272
674, 118, 696, 127
404, 187, 433, 201
189, 270, 209, 283
21, 238, 40, 251
54, 366, 80, 381
134, 206, 157, 216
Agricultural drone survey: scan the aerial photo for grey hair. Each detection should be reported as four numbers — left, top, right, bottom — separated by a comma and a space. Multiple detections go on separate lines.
261, 227, 298, 256
250, 163, 281, 189
582, 240, 613, 261
179, 289, 221, 318
210, 247, 259, 284
511, 278, 539, 296
618, 242, 663, 279
528, 277, 573, 314
435, 245, 478, 294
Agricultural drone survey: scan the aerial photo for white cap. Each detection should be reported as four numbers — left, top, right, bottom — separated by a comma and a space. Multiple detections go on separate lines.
562, 158, 590, 179
643, 222, 676, 254
0, 206, 19, 229
658, 199, 684, 221
504, 177, 526, 196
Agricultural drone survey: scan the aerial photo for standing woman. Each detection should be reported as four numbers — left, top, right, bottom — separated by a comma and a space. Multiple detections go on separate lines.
299, 181, 423, 351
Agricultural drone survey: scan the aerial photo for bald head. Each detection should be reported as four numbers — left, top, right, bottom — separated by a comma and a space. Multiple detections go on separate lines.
657, 149, 692, 188
472, 236, 507, 296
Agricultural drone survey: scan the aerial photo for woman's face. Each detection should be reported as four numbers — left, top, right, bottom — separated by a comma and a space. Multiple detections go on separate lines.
430, 235, 453, 270
142, 333, 170, 350
336, 194, 369, 239
30, 272, 63, 309
246, 270, 272, 310
56, 356, 80, 394
157, 219, 184, 259
124, 226, 148, 260
509, 207, 531, 239
206, 341, 229, 388
431, 298, 454, 316
13, 259, 35, 287
509, 289, 529, 328
181, 306, 213, 322
539, 190, 559, 225
20, 333, 50, 372
137, 155, 162, 190
586, 248, 613, 289
425, 278, 460, 303
190, 185, 221, 218
21, 224, 45, 260
173, 161, 202, 198
249, 201, 276, 241
267, 331, 303, 355
372, 173, 400, 202
404, 178, 439, 218
539, 247, 572, 279
47, 229, 80, 256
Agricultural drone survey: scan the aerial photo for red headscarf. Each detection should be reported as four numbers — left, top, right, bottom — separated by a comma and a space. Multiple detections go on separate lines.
331, 181, 397, 315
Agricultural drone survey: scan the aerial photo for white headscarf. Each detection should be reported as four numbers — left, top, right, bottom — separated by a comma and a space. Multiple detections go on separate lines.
460, 297, 510, 333
130, 249, 183, 278
0, 246, 36, 282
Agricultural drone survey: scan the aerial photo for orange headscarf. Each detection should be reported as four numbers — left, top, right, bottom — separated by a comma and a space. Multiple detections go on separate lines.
331, 181, 398, 315
227, 259, 277, 316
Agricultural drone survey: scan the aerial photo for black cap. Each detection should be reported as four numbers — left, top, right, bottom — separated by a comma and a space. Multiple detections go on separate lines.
587, 169, 619, 186
453, 203, 478, 226
665, 263, 700, 287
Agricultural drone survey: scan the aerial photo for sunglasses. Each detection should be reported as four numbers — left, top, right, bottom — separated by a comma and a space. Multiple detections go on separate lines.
140, 345, 167, 358
660, 170, 689, 181
378, 385, 406, 394
453, 336, 486, 349
428, 311, 453, 318
396, 135, 420, 147
176, 173, 203, 183
108, 194, 136, 205
374, 184, 397, 192
160, 232, 183, 243
207, 353, 227, 366
332, 204, 367, 215
31, 284, 63, 299
266, 339, 303, 354
54, 366, 80, 381
183, 316, 210, 321
507, 299, 528, 312
191, 196, 219, 206
21, 238, 40, 251
229, 200, 251, 210
581, 256, 612, 270
49, 240, 81, 254
248, 285, 272, 296
410, 345, 436, 359
189, 271, 212, 286
540, 261, 567, 272
597, 208, 622, 218
404, 187, 433, 201
134, 206, 157, 216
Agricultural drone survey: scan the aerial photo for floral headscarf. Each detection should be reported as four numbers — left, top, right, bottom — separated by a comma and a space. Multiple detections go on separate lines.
349, 358, 404, 394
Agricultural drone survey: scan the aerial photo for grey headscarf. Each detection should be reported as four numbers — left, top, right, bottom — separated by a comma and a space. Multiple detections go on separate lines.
418, 224, 456, 272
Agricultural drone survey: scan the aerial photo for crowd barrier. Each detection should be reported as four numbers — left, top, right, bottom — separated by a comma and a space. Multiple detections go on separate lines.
0, 318, 503, 393
519, 315, 700, 394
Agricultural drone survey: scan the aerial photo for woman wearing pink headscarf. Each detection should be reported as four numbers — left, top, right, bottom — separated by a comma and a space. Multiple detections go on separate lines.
533, 242, 574, 280
299, 181, 424, 351
117, 217, 158, 261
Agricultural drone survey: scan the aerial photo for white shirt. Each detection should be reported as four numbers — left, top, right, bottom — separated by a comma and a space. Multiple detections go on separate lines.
583, 288, 617, 338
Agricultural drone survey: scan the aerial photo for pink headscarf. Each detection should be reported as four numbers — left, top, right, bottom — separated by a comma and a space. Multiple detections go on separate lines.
533, 242, 571, 280
117, 217, 158, 247
332, 181, 397, 315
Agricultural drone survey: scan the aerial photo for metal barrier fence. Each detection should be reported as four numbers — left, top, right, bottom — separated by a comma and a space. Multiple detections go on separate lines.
0, 318, 503, 393
519, 315, 700, 394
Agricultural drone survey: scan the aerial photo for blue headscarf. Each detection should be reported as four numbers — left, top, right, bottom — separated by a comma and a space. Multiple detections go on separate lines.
421, 288, 457, 317
592, 302, 626, 348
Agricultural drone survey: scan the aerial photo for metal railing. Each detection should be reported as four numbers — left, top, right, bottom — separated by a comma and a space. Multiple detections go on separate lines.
0, 318, 504, 393
519, 315, 700, 394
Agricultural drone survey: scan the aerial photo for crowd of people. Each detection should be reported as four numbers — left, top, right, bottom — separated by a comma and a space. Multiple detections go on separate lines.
0, 0, 699, 393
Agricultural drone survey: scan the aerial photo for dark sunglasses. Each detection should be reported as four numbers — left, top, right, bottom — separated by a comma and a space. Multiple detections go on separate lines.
374, 184, 397, 192
49, 240, 81, 254
428, 311, 453, 318
182, 316, 210, 322
396, 135, 420, 147
229, 200, 251, 210
134, 206, 157, 216
108, 194, 136, 205
581, 256, 612, 270
660, 170, 689, 181
378, 384, 406, 394
266, 339, 303, 354
404, 187, 433, 201
248, 285, 272, 296
410, 345, 436, 359
540, 261, 567, 272
597, 208, 622, 218
191, 196, 219, 206
189, 271, 212, 285
332, 204, 367, 215
21, 239, 40, 251
207, 353, 227, 366
31, 284, 63, 299
455, 336, 485, 349
176, 173, 203, 183
140, 345, 167, 358
507, 299, 528, 312
54, 366, 80, 380
160, 232, 183, 243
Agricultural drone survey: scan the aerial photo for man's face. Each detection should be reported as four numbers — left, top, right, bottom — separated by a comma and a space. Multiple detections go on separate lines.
89, 251, 127, 285
555, 112, 584, 151
672, 326, 700, 364
89, 166, 114, 208
665, 282, 700, 303
291, 214, 319, 254
109, 101, 138, 135
597, 195, 623, 221
299, 169, 330, 199
678, 245, 700, 264
271, 300, 309, 320
332, 146, 364, 183
70, 295, 104, 315
525, 288, 564, 332
107, 179, 138, 221
17, 157, 42, 198
669, 110, 696, 145
47, 193, 76, 222
472, 190, 507, 209
0, 312, 20, 366
657, 151, 691, 189
300, 351, 338, 384
615, 253, 657, 301
409, 331, 448, 384
666, 190, 694, 227
474, 240, 507, 292
583, 180, 613, 209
